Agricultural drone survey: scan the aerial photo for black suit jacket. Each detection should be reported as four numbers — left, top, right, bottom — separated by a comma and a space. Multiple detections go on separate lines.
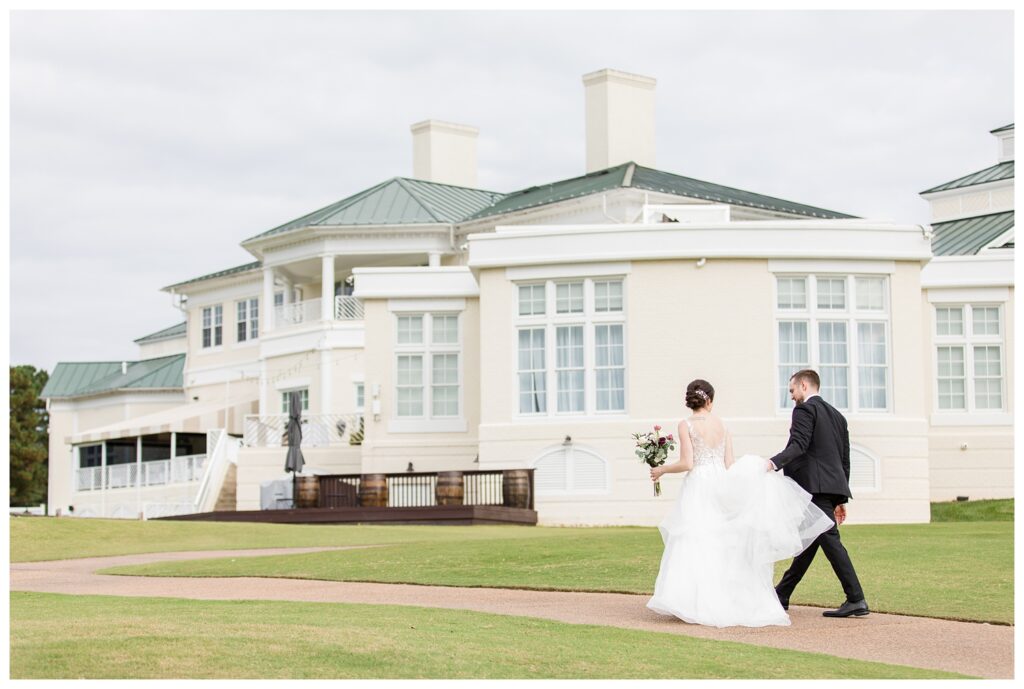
769, 395, 852, 501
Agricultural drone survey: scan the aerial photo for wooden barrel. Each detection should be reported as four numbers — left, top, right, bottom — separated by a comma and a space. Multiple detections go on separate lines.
359, 473, 389, 507
295, 475, 320, 508
435, 471, 464, 506
502, 470, 531, 509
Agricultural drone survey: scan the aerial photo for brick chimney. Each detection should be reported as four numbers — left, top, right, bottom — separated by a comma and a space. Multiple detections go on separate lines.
410, 119, 479, 188
583, 68, 656, 172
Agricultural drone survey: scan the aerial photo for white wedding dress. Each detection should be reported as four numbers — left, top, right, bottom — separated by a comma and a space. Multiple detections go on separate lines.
646, 417, 834, 628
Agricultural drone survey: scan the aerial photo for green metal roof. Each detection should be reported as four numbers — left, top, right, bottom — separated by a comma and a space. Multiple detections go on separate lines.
990, 123, 1014, 134
464, 162, 856, 221
163, 261, 262, 291
40, 354, 186, 399
243, 177, 504, 243
921, 161, 1014, 194
931, 211, 1014, 256
134, 321, 186, 344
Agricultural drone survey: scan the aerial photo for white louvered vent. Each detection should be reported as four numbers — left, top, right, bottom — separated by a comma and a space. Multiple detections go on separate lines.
572, 448, 608, 491
533, 446, 609, 494
534, 450, 568, 492
849, 447, 879, 492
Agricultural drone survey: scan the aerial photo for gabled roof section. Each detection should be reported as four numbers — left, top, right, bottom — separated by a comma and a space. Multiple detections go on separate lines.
990, 123, 1014, 134
464, 162, 855, 221
921, 161, 1014, 194
40, 354, 186, 399
243, 177, 505, 243
931, 211, 1014, 256
163, 261, 262, 291
134, 321, 186, 344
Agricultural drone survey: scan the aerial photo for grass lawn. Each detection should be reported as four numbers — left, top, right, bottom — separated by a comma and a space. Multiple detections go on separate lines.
9, 592, 969, 679
931, 497, 1013, 522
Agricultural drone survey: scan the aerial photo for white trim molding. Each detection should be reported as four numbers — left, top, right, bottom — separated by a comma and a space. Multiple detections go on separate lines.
505, 262, 632, 281
921, 255, 1015, 289
468, 220, 933, 269
387, 418, 468, 433
353, 266, 480, 299
767, 259, 896, 275
929, 412, 1014, 426
388, 298, 467, 312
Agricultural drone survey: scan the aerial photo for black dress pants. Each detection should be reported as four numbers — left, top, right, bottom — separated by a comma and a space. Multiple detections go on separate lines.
775, 493, 865, 603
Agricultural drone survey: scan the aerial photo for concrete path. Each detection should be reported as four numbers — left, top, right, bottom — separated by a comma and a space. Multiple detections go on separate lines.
10, 546, 1013, 679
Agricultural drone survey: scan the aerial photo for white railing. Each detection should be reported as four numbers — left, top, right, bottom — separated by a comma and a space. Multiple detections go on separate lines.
75, 454, 209, 492
335, 295, 364, 320
274, 298, 322, 328
243, 413, 364, 447
193, 429, 235, 514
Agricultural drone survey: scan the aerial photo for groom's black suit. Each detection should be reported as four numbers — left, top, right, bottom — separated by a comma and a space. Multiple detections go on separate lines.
770, 394, 865, 604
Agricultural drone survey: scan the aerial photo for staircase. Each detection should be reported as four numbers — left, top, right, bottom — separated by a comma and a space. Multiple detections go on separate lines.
213, 463, 237, 512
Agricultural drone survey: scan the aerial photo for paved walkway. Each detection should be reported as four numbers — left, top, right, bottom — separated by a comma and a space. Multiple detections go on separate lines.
10, 546, 1013, 679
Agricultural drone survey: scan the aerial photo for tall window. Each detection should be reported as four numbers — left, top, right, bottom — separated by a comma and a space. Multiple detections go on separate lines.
394, 312, 461, 418
933, 304, 1004, 412
354, 383, 365, 412
236, 298, 259, 342
202, 305, 223, 348
515, 277, 626, 416
775, 275, 890, 411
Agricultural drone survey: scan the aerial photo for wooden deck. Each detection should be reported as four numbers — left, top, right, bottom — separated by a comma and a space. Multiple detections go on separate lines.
156, 504, 538, 526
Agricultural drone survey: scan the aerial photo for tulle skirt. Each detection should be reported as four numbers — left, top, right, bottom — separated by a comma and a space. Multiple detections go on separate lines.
646, 454, 834, 628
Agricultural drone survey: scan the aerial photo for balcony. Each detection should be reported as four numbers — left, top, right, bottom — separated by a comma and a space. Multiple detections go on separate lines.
243, 413, 364, 447
272, 296, 364, 330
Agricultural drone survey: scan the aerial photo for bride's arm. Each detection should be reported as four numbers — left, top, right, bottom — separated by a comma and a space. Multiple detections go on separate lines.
653, 421, 693, 479
724, 430, 735, 469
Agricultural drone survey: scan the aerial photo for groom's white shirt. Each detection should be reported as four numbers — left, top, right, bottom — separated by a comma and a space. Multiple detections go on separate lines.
771, 392, 820, 470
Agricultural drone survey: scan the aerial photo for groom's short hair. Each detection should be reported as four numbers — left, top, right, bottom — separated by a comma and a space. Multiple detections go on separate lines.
791, 369, 821, 390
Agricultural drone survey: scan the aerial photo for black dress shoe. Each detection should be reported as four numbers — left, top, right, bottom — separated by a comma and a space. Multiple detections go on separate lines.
822, 599, 869, 617
775, 590, 789, 611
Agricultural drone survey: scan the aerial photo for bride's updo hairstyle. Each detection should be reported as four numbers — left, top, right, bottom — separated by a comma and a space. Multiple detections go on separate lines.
685, 379, 715, 410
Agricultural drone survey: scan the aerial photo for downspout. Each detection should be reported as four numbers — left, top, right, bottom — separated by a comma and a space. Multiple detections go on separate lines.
601, 194, 621, 224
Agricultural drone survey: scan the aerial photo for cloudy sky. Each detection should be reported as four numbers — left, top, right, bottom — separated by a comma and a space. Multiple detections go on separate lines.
9, 10, 1013, 372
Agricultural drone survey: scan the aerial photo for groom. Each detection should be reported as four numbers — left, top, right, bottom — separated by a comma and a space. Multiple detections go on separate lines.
768, 369, 869, 618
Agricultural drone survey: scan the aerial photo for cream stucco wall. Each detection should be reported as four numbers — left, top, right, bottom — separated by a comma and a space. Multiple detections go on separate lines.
923, 287, 1015, 501
137, 336, 187, 360
358, 297, 481, 474
46, 392, 187, 516
476, 258, 932, 525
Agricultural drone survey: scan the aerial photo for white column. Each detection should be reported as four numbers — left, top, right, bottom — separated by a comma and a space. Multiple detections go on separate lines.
262, 267, 275, 334
100, 441, 107, 517
321, 255, 335, 321
283, 280, 293, 306
320, 348, 332, 414
136, 436, 143, 517
428, 252, 441, 267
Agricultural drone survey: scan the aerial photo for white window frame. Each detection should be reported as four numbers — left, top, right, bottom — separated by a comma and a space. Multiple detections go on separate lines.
236, 297, 259, 344
773, 273, 892, 415
391, 311, 463, 428
201, 304, 223, 350
931, 302, 1005, 415
514, 276, 627, 419
280, 387, 309, 413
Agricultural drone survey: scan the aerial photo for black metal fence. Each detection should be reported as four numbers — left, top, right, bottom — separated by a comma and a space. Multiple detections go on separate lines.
317, 469, 534, 510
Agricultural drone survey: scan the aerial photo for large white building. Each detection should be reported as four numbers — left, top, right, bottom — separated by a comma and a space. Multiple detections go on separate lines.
40, 69, 1014, 525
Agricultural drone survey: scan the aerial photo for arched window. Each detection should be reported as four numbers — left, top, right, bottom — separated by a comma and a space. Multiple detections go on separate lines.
533, 444, 609, 495
849, 444, 880, 492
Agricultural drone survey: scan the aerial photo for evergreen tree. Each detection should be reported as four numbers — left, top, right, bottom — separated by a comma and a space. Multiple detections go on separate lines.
10, 365, 49, 506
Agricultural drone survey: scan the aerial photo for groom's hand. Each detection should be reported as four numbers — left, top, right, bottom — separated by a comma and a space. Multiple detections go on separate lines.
834, 504, 846, 526
765, 460, 776, 472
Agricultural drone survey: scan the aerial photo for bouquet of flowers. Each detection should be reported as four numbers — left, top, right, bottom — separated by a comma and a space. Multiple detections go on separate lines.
632, 425, 675, 497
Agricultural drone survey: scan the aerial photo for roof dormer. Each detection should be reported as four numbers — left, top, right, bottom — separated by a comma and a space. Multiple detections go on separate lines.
991, 123, 1014, 162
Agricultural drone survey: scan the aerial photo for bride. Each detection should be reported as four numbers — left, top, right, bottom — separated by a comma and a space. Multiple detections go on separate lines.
645, 379, 834, 628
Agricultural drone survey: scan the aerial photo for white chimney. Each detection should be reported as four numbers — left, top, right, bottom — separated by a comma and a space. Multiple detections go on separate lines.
582, 68, 656, 173
410, 119, 479, 188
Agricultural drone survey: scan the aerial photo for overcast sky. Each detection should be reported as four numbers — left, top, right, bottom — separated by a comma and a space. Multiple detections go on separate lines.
9, 10, 1014, 373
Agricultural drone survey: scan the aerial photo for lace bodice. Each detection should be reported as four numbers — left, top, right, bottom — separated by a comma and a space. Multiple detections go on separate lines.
685, 417, 726, 468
